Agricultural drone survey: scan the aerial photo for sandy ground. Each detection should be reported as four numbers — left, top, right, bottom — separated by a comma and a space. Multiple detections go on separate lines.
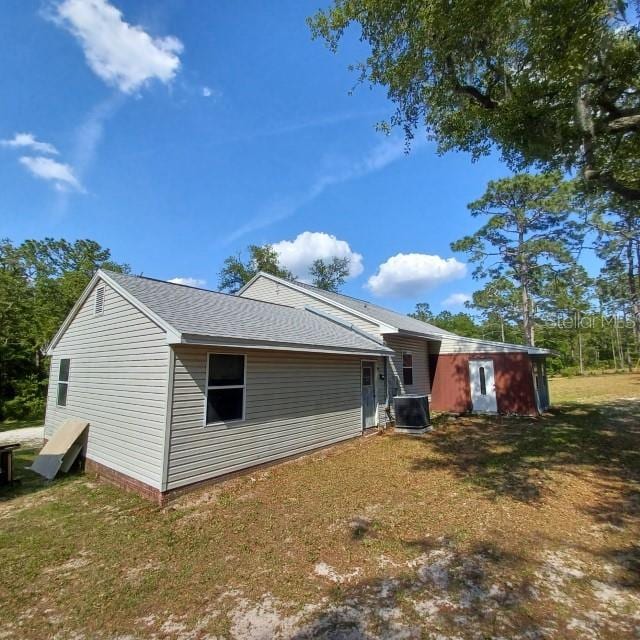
0, 426, 44, 449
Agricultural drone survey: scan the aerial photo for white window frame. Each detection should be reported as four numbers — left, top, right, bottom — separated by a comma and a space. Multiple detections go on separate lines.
94, 285, 105, 316
56, 358, 71, 407
402, 351, 413, 386
204, 352, 247, 426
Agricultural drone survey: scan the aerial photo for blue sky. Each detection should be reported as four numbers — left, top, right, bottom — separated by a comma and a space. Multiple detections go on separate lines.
1, 0, 594, 314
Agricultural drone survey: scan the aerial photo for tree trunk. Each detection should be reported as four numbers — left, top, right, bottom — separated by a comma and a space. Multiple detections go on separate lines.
626, 239, 640, 345
517, 228, 534, 347
577, 328, 584, 375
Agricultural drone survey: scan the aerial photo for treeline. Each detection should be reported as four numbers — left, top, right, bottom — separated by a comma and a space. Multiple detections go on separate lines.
439, 172, 639, 375
0, 239, 128, 421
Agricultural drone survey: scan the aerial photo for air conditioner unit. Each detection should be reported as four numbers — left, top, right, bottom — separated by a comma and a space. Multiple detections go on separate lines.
393, 395, 430, 434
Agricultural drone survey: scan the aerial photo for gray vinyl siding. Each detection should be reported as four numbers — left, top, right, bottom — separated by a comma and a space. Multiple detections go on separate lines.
385, 334, 430, 397
167, 345, 363, 489
241, 277, 383, 339
44, 281, 169, 488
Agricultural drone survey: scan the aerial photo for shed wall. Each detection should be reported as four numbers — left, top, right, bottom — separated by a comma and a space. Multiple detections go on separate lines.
44, 280, 169, 488
167, 346, 364, 489
430, 352, 538, 415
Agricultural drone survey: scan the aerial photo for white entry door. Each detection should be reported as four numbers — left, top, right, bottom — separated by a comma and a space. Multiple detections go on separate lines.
361, 362, 377, 429
468, 359, 498, 413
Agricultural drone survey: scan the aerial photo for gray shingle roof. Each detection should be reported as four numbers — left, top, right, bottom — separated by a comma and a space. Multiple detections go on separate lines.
290, 279, 453, 337
104, 271, 391, 354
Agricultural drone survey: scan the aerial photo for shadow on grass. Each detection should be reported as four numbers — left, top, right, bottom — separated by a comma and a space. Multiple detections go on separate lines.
410, 399, 640, 505
0, 447, 80, 503
291, 539, 541, 639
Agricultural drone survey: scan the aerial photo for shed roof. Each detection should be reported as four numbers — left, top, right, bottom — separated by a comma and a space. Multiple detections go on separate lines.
103, 271, 392, 355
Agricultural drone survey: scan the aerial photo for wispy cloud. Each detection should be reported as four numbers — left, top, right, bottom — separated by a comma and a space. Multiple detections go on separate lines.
19, 156, 83, 192
1, 132, 58, 155
168, 277, 207, 287
50, 0, 183, 94
442, 292, 472, 307
223, 136, 424, 244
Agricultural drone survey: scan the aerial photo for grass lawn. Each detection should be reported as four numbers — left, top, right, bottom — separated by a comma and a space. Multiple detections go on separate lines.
1, 374, 639, 639
0, 418, 43, 433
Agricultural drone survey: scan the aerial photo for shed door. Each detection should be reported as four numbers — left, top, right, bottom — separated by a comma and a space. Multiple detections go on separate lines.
361, 362, 377, 429
469, 359, 497, 413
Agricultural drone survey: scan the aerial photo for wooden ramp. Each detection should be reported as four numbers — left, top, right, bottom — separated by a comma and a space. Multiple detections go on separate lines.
30, 420, 89, 480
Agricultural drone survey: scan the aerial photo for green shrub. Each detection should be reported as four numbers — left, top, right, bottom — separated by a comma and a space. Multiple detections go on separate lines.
1, 376, 47, 421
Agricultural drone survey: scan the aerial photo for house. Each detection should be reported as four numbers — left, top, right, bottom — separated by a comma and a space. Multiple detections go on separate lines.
44, 269, 550, 502
238, 273, 551, 417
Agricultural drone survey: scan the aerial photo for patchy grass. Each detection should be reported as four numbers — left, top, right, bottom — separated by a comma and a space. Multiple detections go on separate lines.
0, 418, 43, 433
1, 374, 639, 639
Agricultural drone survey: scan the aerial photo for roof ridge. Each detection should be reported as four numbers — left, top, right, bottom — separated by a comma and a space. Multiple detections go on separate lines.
102, 269, 312, 313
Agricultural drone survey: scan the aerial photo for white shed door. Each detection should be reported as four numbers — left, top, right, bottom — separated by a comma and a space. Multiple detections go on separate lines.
469, 359, 497, 413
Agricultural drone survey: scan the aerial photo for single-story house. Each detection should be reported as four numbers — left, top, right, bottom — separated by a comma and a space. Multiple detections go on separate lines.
44, 269, 550, 502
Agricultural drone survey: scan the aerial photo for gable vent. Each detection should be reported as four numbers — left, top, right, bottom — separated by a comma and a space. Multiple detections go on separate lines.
94, 285, 105, 315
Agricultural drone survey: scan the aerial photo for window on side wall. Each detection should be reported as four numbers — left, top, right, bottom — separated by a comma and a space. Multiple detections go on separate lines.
206, 354, 246, 424
402, 352, 413, 386
57, 358, 70, 407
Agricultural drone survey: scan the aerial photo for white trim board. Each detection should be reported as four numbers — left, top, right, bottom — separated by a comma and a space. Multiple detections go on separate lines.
46, 270, 181, 355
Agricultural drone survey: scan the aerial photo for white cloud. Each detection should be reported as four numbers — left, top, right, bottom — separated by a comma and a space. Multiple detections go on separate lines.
224, 135, 424, 244
19, 156, 83, 191
442, 292, 472, 307
202, 86, 213, 97
367, 253, 466, 298
168, 277, 206, 288
272, 232, 364, 281
1, 132, 58, 155
52, 0, 183, 93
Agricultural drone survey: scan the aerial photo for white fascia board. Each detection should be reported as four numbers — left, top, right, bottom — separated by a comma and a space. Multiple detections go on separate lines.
97, 271, 182, 342
392, 329, 451, 341
45, 271, 102, 355
442, 333, 531, 352
236, 272, 262, 296
46, 270, 182, 354
178, 334, 392, 357
245, 272, 399, 334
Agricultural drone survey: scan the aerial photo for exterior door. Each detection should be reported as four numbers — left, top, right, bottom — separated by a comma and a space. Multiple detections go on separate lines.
468, 359, 498, 413
361, 362, 377, 429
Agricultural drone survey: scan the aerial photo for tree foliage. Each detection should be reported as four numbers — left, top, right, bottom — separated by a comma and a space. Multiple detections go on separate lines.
409, 302, 480, 337
0, 238, 128, 421
451, 172, 582, 345
309, 257, 350, 291
218, 245, 294, 293
309, 0, 640, 201
591, 194, 640, 342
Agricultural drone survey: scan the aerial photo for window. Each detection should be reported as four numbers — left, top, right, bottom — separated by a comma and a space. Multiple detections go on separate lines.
479, 366, 487, 395
402, 352, 413, 386
206, 354, 246, 424
94, 285, 105, 315
362, 366, 372, 386
57, 358, 70, 407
